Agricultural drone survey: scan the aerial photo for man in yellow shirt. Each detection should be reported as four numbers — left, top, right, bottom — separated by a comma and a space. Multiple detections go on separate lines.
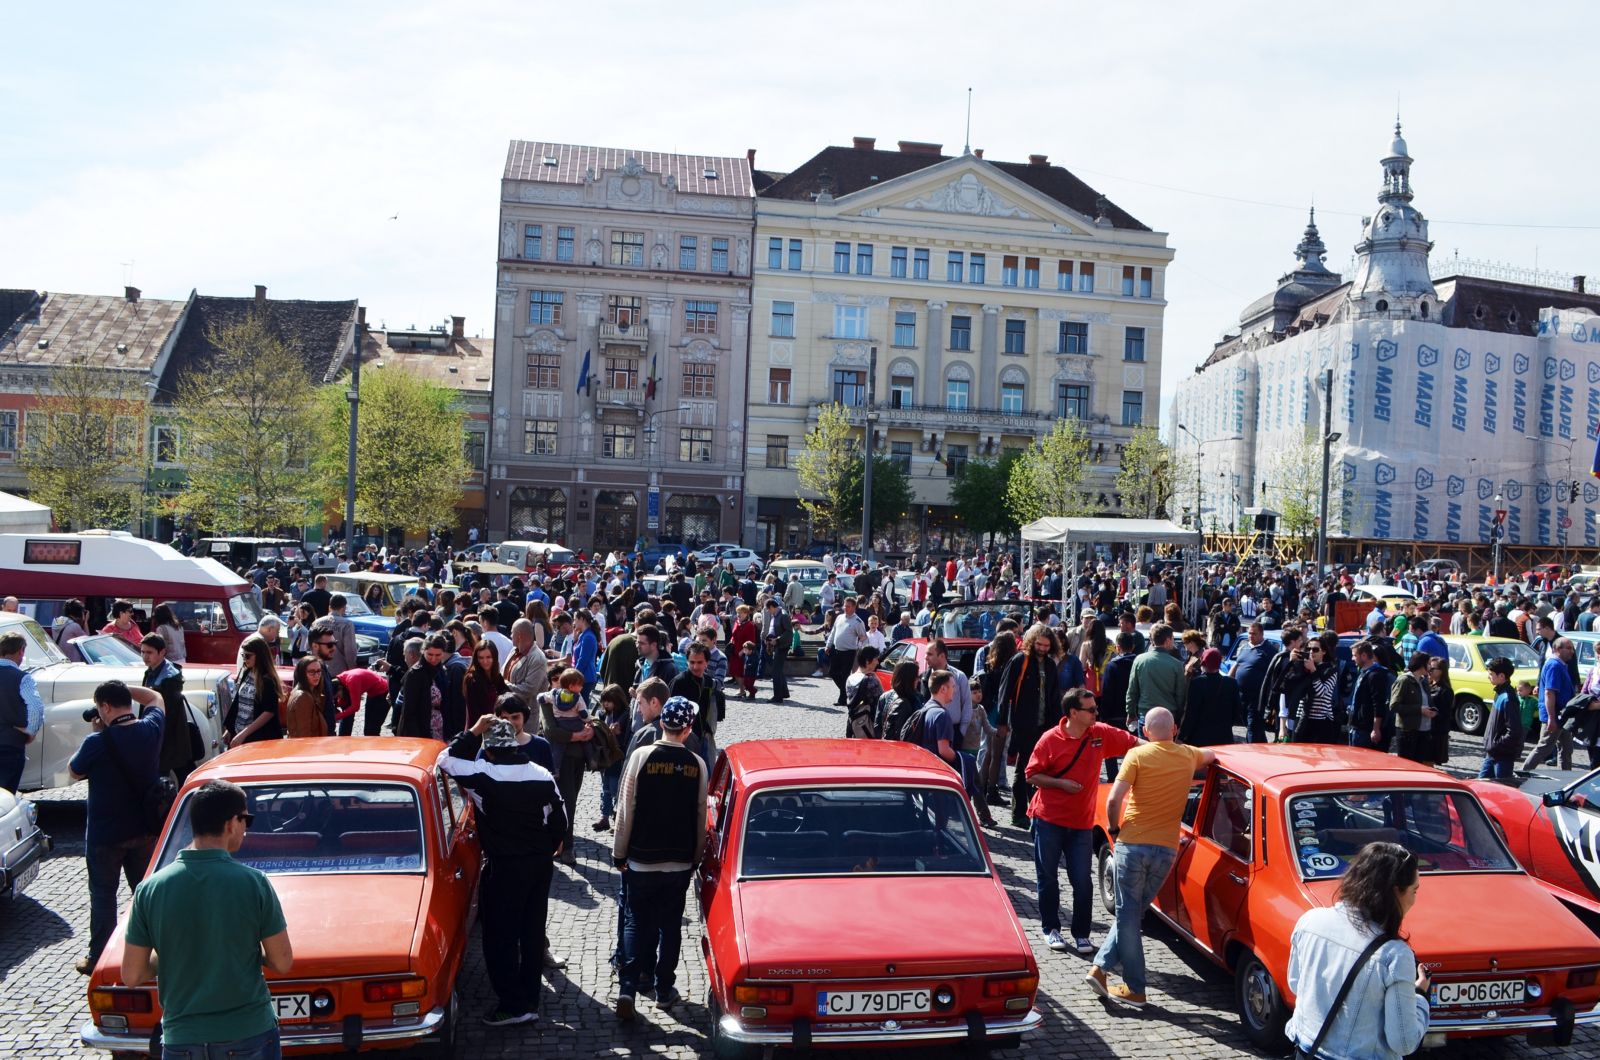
1084, 706, 1215, 1009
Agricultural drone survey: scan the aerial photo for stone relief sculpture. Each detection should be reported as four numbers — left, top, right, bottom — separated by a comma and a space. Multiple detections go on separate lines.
905, 173, 1028, 218
652, 242, 668, 269
501, 220, 519, 258
735, 238, 750, 275
585, 233, 603, 266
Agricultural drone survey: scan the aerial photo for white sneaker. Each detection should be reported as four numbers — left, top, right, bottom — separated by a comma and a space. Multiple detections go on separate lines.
1044, 929, 1069, 952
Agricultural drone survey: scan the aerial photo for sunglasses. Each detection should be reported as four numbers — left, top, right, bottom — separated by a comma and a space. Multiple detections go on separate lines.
314, 640, 335, 648
1072, 704, 1099, 714
235, 812, 255, 827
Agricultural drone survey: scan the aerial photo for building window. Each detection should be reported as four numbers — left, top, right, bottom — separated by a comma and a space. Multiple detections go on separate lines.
1140, 267, 1153, 298
765, 435, 788, 468
711, 237, 729, 272
767, 237, 783, 269
679, 427, 714, 463
833, 369, 866, 407
946, 377, 970, 410
889, 374, 915, 409
0, 409, 17, 452
113, 415, 140, 459
833, 304, 867, 339
1121, 390, 1144, 426
968, 253, 986, 285
664, 493, 720, 545
788, 239, 803, 270
1124, 326, 1146, 362
527, 353, 561, 389
682, 362, 716, 399
610, 230, 645, 267
913, 248, 930, 280
945, 443, 968, 477
834, 242, 851, 273
1004, 319, 1027, 355
151, 423, 178, 464
1079, 262, 1095, 293
524, 419, 558, 456
1057, 260, 1074, 291
856, 243, 873, 275
465, 430, 486, 470
947, 252, 964, 282
685, 300, 719, 334
768, 367, 791, 404
1057, 383, 1089, 419
23, 411, 43, 454
1122, 265, 1136, 297
608, 294, 641, 326
602, 422, 637, 459
1001, 382, 1025, 414
890, 246, 908, 278
949, 314, 972, 351
1002, 255, 1019, 287
893, 311, 916, 347
1059, 321, 1089, 354
679, 235, 698, 271
528, 290, 563, 326
1024, 257, 1040, 289
605, 357, 638, 389
523, 224, 542, 259
771, 301, 795, 338
510, 487, 566, 542
890, 441, 913, 474
556, 226, 574, 262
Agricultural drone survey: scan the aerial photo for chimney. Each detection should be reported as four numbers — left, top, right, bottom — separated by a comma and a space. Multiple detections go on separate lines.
451, 315, 465, 340
254, 284, 267, 307
1576, 275, 1588, 294
897, 140, 942, 156
357, 306, 367, 328
1028, 153, 1048, 166
124, 286, 140, 303
746, 148, 756, 167
973, 148, 984, 159
852, 136, 876, 151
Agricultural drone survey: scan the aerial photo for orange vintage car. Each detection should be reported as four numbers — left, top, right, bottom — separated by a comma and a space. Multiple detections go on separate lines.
1092, 744, 1600, 1049
80, 738, 480, 1055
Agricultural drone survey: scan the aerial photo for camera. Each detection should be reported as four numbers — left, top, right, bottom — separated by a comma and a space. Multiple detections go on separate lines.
81, 706, 100, 724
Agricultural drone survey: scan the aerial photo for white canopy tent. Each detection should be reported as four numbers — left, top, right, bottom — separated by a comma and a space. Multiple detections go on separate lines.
0, 492, 52, 534
1019, 517, 1203, 621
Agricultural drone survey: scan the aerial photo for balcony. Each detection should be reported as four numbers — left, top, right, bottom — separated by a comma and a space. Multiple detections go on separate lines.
599, 320, 649, 346
876, 401, 1049, 432
596, 385, 645, 407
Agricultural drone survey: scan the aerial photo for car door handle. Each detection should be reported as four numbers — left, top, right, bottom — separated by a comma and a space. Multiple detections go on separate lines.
1228, 873, 1247, 886
454, 867, 464, 881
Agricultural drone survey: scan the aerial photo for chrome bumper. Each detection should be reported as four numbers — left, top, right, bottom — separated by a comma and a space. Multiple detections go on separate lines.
80, 1005, 447, 1051
1, 829, 51, 896
719, 1007, 1043, 1045
1423, 998, 1600, 1040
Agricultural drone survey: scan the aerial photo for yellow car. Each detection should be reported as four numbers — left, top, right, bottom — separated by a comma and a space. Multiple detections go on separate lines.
323, 572, 424, 616
1439, 634, 1543, 736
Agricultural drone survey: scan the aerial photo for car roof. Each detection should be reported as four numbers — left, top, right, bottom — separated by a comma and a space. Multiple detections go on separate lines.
1441, 635, 1527, 646
188, 737, 443, 783
329, 572, 422, 584
725, 738, 966, 786
1211, 743, 1470, 791
893, 636, 988, 649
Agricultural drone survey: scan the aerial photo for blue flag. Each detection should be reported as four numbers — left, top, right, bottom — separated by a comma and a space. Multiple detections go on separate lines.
576, 349, 591, 395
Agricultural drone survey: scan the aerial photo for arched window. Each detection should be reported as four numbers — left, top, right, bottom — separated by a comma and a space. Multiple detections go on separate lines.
888, 359, 918, 409
509, 487, 567, 541
945, 363, 972, 411
1000, 365, 1028, 414
594, 490, 638, 551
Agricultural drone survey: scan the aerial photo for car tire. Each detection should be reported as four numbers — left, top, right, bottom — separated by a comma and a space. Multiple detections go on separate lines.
416, 988, 457, 1058
1234, 951, 1289, 1050
706, 988, 755, 1060
1096, 843, 1116, 915
1455, 695, 1487, 736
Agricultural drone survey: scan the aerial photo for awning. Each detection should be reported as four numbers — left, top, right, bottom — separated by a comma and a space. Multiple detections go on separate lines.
1020, 517, 1202, 548
0, 491, 52, 533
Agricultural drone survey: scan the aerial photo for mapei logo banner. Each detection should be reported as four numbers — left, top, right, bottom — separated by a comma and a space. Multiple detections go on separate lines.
1375, 463, 1397, 486
1590, 362, 1600, 385
1454, 348, 1472, 371
1505, 479, 1524, 501
1546, 358, 1560, 380
1486, 353, 1502, 375
1418, 345, 1440, 368
1537, 482, 1553, 505
1446, 475, 1465, 498
1564, 359, 1577, 381
1516, 353, 1531, 375
1376, 340, 1399, 362
1341, 461, 1357, 484
1415, 468, 1434, 490
1478, 478, 1496, 501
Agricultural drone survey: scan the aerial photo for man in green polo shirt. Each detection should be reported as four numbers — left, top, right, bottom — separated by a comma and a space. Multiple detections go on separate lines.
123, 780, 294, 1058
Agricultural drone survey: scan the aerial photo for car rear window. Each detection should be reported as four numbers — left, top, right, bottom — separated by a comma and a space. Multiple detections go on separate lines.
740, 786, 987, 878
1286, 788, 1516, 880
156, 783, 425, 875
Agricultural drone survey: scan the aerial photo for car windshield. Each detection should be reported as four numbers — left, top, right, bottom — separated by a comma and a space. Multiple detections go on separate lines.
227, 593, 264, 632
935, 604, 1031, 640
1477, 641, 1541, 670
155, 782, 425, 875
740, 786, 987, 878
12, 617, 69, 671
340, 594, 378, 618
1287, 788, 1517, 880
73, 634, 143, 666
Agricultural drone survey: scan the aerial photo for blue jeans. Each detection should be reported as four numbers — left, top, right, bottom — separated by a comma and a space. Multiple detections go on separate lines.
621, 867, 692, 996
600, 764, 622, 820
1093, 842, 1176, 995
163, 1025, 281, 1060
1033, 820, 1094, 939
1479, 756, 1515, 779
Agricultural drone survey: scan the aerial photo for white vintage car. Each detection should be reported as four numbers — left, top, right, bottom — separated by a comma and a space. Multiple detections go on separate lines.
0, 786, 50, 899
0, 613, 230, 792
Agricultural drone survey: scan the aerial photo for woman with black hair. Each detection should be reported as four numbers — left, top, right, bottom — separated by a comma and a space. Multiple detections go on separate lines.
1285, 842, 1430, 1058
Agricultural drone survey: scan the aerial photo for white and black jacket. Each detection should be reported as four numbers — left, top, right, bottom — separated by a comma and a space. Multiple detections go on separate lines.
436, 731, 569, 859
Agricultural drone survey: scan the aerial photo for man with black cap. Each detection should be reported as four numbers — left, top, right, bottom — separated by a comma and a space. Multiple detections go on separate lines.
437, 715, 568, 1027
612, 696, 707, 1021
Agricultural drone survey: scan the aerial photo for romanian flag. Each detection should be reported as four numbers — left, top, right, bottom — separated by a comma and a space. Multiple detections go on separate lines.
575, 349, 591, 395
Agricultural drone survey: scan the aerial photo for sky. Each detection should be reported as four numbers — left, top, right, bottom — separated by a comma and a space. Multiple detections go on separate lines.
4, 0, 1597, 413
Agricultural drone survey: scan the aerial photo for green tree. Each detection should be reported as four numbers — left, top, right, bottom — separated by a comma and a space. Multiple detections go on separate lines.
169, 313, 320, 535
312, 367, 470, 536
1006, 419, 1094, 525
843, 453, 915, 543
16, 357, 142, 530
793, 403, 858, 542
1116, 426, 1187, 520
1266, 430, 1321, 556
950, 452, 1021, 546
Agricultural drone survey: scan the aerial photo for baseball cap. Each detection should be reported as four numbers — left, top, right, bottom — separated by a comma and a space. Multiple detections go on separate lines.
483, 719, 519, 749
660, 695, 698, 732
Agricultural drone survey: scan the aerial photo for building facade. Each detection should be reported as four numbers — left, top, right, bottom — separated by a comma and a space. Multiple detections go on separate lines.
1170, 124, 1600, 556
489, 143, 756, 554
744, 138, 1174, 554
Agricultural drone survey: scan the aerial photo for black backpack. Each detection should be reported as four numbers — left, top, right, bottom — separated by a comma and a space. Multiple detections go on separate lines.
897, 704, 929, 745
845, 677, 883, 739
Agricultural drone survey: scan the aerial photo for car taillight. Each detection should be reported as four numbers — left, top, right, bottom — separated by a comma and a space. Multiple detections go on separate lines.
363, 977, 427, 1002
90, 988, 153, 1013
983, 975, 1038, 998
1568, 967, 1600, 988
734, 984, 793, 1005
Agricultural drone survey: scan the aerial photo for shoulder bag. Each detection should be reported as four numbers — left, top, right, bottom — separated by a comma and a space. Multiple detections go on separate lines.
1296, 932, 1392, 1059
101, 720, 177, 836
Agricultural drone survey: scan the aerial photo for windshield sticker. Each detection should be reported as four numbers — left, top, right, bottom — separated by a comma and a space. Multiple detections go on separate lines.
1302, 852, 1343, 877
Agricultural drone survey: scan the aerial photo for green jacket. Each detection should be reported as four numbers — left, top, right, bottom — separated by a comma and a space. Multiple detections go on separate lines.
1126, 648, 1187, 725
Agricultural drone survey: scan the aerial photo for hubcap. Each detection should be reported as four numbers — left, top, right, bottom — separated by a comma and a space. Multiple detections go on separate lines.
1243, 963, 1275, 1028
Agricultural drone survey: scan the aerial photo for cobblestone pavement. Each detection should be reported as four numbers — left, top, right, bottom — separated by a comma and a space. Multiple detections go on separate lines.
8, 671, 1600, 1058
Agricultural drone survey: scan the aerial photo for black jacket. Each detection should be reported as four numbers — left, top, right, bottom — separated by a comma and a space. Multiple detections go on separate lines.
997, 650, 1061, 746
143, 660, 192, 776
1180, 672, 1241, 746
1098, 652, 1137, 729
1349, 664, 1396, 741
398, 660, 442, 739
437, 731, 567, 858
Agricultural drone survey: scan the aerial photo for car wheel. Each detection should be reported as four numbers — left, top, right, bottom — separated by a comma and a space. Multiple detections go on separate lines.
1455, 695, 1487, 736
1096, 843, 1116, 915
706, 988, 755, 1060
1234, 951, 1289, 1050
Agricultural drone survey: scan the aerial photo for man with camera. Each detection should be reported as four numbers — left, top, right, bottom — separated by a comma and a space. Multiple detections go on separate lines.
69, 679, 167, 975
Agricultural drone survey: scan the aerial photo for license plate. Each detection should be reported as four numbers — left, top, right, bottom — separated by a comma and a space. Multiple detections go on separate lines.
1432, 979, 1527, 1006
10, 860, 38, 896
816, 989, 930, 1018
273, 993, 313, 1021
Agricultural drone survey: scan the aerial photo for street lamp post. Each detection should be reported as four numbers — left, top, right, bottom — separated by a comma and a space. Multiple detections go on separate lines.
1314, 368, 1340, 579
860, 346, 878, 566
1176, 424, 1243, 532
1492, 492, 1505, 584
344, 319, 363, 553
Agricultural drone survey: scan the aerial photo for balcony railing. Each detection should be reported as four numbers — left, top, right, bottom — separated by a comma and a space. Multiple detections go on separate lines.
596, 385, 645, 407
876, 401, 1049, 431
599, 320, 649, 345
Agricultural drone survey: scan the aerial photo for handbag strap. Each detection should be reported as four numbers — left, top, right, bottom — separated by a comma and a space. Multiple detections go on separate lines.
1306, 933, 1391, 1058
1052, 731, 1093, 779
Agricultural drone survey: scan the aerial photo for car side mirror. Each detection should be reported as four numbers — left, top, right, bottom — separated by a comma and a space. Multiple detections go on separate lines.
1544, 789, 1566, 808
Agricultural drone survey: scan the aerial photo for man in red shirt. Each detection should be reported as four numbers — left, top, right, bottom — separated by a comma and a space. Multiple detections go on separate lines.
1025, 687, 1139, 954
334, 667, 390, 737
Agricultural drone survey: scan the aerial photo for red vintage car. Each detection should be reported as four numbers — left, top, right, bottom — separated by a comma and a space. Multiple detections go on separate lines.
873, 637, 986, 692
1092, 744, 1600, 1049
698, 739, 1041, 1056
1469, 765, 1600, 908
81, 738, 480, 1055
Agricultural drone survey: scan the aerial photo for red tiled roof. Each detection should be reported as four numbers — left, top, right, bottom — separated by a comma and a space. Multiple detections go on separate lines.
504, 141, 753, 199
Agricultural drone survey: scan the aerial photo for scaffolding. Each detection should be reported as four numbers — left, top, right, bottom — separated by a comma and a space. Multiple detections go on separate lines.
1021, 517, 1204, 623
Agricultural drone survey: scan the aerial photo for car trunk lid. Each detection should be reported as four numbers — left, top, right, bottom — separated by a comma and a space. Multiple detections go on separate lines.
268, 874, 424, 976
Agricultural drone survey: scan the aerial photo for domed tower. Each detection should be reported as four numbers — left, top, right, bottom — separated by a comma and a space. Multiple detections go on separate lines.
1349, 121, 1436, 319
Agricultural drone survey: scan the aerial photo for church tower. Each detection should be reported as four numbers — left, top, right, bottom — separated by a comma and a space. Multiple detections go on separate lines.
1348, 121, 1436, 319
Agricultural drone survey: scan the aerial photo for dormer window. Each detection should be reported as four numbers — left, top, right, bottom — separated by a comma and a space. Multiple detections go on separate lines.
542, 155, 558, 166
1375, 299, 1389, 312
703, 168, 718, 180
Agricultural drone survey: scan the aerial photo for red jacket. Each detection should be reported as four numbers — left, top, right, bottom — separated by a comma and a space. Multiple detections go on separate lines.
1024, 720, 1138, 829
